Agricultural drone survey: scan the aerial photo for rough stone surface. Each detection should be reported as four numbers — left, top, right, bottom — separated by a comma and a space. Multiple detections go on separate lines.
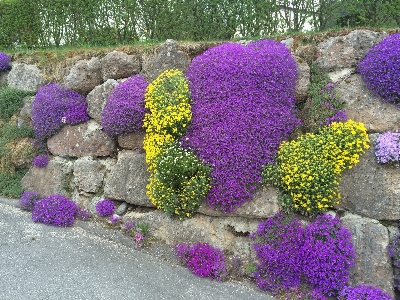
103, 150, 153, 207
47, 120, 116, 157
17, 96, 34, 129
7, 63, 43, 92
197, 187, 279, 218
340, 213, 394, 298
314, 30, 388, 72
294, 56, 310, 103
101, 51, 141, 81
338, 134, 400, 220
295, 44, 317, 66
62, 57, 103, 95
142, 39, 191, 83
281, 38, 294, 50
117, 131, 146, 150
123, 210, 259, 258
336, 74, 400, 133
86, 79, 118, 123
21, 157, 73, 198
73, 157, 107, 193
0, 70, 9, 85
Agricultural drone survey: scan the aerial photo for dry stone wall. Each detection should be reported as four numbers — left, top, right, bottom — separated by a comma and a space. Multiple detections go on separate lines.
9, 32, 399, 298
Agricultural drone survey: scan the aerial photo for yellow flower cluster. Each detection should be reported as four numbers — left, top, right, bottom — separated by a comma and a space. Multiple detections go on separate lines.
263, 120, 369, 216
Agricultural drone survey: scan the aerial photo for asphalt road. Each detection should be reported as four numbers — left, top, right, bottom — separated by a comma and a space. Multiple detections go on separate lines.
0, 197, 274, 300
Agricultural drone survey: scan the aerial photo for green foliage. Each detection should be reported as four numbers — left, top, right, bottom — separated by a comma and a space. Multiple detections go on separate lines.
0, 86, 35, 120
0, 168, 28, 198
262, 120, 370, 216
0, 123, 34, 157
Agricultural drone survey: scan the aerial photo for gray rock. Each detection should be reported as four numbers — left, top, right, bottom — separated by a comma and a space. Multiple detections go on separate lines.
197, 187, 279, 218
103, 150, 153, 207
62, 57, 103, 95
338, 134, 400, 220
123, 210, 259, 259
101, 51, 141, 81
21, 157, 74, 198
73, 157, 106, 193
117, 131, 145, 150
281, 38, 294, 50
0, 70, 9, 85
116, 202, 128, 215
314, 30, 388, 72
47, 120, 116, 157
7, 63, 43, 92
294, 44, 317, 66
142, 39, 191, 83
336, 74, 400, 133
340, 213, 394, 299
86, 79, 117, 123
17, 96, 34, 128
294, 56, 310, 103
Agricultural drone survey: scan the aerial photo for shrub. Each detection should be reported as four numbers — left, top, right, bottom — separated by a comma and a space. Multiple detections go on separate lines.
95, 199, 114, 217
300, 214, 355, 296
0, 86, 35, 120
262, 120, 369, 216
250, 212, 305, 294
174, 242, 227, 281
146, 141, 211, 219
101, 75, 148, 137
0, 168, 28, 198
19, 190, 41, 211
338, 284, 393, 300
32, 194, 77, 227
0, 52, 11, 71
301, 66, 347, 133
182, 40, 300, 213
123, 220, 150, 248
358, 33, 400, 104
32, 83, 89, 142
375, 131, 400, 166
32, 153, 49, 168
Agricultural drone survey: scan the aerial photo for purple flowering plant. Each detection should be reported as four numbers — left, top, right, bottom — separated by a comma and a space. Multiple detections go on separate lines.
32, 153, 49, 168
0, 52, 11, 71
174, 242, 227, 281
109, 214, 121, 225
32, 194, 77, 227
338, 284, 393, 300
182, 40, 300, 213
375, 131, 400, 166
75, 207, 90, 221
102, 75, 148, 137
122, 220, 150, 248
19, 190, 41, 211
32, 83, 89, 142
358, 33, 400, 105
95, 199, 114, 217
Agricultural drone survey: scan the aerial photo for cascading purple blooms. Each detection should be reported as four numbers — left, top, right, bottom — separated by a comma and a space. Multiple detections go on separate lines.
182, 40, 300, 213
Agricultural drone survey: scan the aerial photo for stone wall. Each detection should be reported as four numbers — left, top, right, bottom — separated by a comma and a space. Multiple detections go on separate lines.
7, 31, 398, 298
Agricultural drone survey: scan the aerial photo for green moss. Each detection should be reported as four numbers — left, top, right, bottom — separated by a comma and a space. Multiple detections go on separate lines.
0, 86, 35, 121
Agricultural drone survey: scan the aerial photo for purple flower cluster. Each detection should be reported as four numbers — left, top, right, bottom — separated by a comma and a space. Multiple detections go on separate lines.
95, 199, 114, 217
102, 75, 148, 137
182, 40, 300, 213
32, 83, 89, 142
375, 131, 400, 165
0, 52, 11, 71
75, 207, 90, 221
32, 194, 77, 227
122, 220, 150, 248
19, 191, 41, 211
109, 214, 121, 224
324, 109, 347, 125
32, 153, 49, 168
358, 33, 400, 105
338, 284, 393, 300
174, 242, 227, 281
251, 213, 355, 296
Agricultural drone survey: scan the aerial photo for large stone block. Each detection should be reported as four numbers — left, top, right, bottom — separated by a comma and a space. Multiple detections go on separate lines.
47, 120, 116, 157
341, 213, 394, 299
86, 79, 117, 124
314, 30, 387, 72
103, 150, 153, 207
142, 39, 191, 83
294, 56, 310, 103
117, 131, 145, 150
336, 74, 400, 133
21, 157, 73, 198
7, 63, 43, 92
17, 96, 34, 129
338, 134, 400, 220
101, 51, 141, 81
73, 157, 107, 194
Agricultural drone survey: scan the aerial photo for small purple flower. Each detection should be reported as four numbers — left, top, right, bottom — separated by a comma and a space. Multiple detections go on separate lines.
32, 153, 49, 168
109, 214, 121, 225
75, 207, 90, 221
338, 284, 393, 300
0, 52, 11, 71
375, 131, 400, 165
95, 199, 114, 217
19, 191, 41, 211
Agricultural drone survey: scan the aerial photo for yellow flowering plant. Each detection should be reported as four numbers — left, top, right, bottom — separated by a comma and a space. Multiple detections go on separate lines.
262, 120, 370, 216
